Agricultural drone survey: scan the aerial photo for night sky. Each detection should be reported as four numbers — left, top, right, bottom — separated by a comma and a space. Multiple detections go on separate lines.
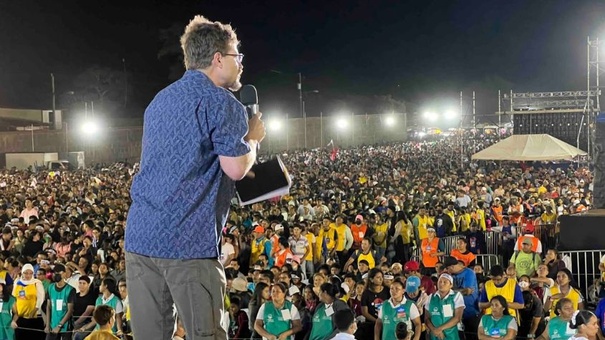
1, 0, 604, 122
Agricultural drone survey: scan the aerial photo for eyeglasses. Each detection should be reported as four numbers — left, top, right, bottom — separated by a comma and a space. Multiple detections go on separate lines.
223, 53, 244, 63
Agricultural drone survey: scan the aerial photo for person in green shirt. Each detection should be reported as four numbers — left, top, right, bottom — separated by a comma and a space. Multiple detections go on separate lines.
308, 282, 350, 340
0, 280, 15, 340
509, 240, 541, 278
44, 263, 76, 340
478, 295, 518, 340
254, 282, 302, 340
425, 273, 465, 340
375, 280, 421, 340
536, 298, 576, 340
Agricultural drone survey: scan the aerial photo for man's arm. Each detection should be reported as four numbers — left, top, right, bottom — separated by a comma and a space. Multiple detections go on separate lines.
219, 140, 258, 181
219, 112, 265, 180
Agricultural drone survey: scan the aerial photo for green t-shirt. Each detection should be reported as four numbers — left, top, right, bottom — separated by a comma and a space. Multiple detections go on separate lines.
48, 283, 75, 332
379, 298, 417, 340
426, 292, 461, 340
510, 251, 541, 277
548, 316, 575, 340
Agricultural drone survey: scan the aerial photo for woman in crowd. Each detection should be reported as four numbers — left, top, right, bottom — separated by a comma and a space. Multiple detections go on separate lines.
517, 275, 545, 339
544, 249, 566, 280
248, 282, 270, 340
303, 285, 319, 316
254, 282, 302, 340
531, 264, 555, 303
375, 279, 421, 340
307, 282, 349, 340
568, 310, 600, 340
312, 273, 327, 298
0, 280, 16, 340
13, 230, 26, 255
545, 269, 584, 318
477, 295, 517, 340
21, 232, 43, 259
11, 263, 45, 340
536, 298, 576, 340
228, 295, 251, 340
359, 268, 390, 339
348, 281, 365, 318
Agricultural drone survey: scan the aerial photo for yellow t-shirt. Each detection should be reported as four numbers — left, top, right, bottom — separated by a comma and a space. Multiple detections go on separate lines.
331, 223, 347, 251
373, 223, 388, 249
415, 215, 430, 240
304, 233, 315, 261
13, 282, 38, 318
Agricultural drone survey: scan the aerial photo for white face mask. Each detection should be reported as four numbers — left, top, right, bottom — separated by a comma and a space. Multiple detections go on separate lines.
518, 281, 530, 289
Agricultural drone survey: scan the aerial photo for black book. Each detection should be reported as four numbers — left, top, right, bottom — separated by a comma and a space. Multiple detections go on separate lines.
235, 156, 291, 206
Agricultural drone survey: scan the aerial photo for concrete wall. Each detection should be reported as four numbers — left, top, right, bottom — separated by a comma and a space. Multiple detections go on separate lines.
0, 113, 407, 164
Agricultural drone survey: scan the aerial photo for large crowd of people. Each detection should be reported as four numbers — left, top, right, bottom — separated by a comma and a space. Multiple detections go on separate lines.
0, 136, 601, 340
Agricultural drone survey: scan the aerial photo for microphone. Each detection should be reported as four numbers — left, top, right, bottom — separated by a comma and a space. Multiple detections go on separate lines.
240, 84, 259, 118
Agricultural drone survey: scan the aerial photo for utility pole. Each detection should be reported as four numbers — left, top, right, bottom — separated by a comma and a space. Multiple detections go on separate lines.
51, 73, 56, 130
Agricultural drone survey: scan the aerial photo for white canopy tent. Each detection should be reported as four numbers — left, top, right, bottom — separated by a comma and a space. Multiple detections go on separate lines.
471, 134, 587, 161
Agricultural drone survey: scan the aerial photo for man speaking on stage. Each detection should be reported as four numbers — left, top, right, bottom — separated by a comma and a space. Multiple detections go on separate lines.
124, 15, 265, 340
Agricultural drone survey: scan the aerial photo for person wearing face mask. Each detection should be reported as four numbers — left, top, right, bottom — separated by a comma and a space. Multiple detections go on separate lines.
517, 275, 545, 339
11, 263, 46, 340
44, 263, 76, 339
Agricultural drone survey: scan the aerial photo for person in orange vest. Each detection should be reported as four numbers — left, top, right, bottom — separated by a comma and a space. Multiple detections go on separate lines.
350, 214, 368, 253
420, 228, 445, 276
450, 237, 476, 267
513, 223, 543, 254
491, 197, 504, 226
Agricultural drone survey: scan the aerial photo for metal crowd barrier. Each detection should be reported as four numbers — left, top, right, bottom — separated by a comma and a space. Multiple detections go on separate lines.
558, 249, 605, 304
412, 231, 501, 261
441, 231, 499, 255
474, 254, 500, 269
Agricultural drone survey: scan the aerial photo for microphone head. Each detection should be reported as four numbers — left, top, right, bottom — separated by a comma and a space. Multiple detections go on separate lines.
240, 85, 258, 106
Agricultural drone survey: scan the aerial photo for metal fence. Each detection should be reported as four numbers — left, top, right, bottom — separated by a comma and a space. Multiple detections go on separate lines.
412, 231, 501, 260
559, 249, 605, 305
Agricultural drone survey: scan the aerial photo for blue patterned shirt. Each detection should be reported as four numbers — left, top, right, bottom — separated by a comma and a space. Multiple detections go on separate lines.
125, 70, 250, 259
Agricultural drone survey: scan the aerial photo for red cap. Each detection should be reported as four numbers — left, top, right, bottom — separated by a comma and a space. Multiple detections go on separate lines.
404, 260, 420, 271
253, 226, 265, 233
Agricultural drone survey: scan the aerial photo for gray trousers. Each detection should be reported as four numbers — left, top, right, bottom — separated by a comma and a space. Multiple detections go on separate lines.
125, 252, 227, 340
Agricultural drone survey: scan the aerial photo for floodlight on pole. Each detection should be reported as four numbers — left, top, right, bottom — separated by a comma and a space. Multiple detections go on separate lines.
423, 112, 438, 122
81, 120, 100, 135
336, 117, 349, 130
384, 115, 396, 127
445, 109, 458, 120
268, 118, 283, 132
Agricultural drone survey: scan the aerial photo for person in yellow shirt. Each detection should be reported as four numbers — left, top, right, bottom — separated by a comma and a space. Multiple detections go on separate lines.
318, 218, 337, 263
475, 201, 487, 231
371, 213, 389, 262
84, 305, 120, 340
330, 215, 353, 266
457, 207, 472, 233
445, 202, 457, 233
12, 263, 45, 340
302, 223, 316, 279
412, 207, 430, 244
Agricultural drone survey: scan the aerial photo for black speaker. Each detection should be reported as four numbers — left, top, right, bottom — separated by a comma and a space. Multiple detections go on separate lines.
558, 211, 605, 251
